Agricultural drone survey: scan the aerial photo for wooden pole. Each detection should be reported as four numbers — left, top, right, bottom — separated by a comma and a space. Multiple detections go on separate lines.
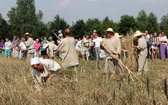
101, 44, 141, 82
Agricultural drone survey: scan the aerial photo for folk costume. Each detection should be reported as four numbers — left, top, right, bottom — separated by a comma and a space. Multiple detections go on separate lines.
133, 31, 148, 75
104, 28, 125, 77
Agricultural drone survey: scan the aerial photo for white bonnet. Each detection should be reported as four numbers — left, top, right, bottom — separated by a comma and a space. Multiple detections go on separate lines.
30, 57, 43, 65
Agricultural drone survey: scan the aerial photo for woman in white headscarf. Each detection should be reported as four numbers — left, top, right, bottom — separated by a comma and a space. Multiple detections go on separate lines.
30, 57, 61, 90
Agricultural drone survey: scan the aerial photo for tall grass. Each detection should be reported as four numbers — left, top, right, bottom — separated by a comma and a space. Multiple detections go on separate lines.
0, 36, 168, 104
0, 57, 168, 105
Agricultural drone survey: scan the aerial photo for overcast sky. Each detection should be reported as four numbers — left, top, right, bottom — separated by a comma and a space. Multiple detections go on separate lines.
0, 0, 168, 24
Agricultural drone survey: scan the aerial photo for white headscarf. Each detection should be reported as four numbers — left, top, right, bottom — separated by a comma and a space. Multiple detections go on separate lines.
30, 57, 43, 65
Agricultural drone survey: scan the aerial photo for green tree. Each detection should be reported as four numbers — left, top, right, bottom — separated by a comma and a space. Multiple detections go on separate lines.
85, 18, 103, 36
71, 19, 86, 38
7, 0, 47, 38
35, 10, 49, 38
48, 15, 69, 35
160, 14, 168, 35
0, 14, 10, 39
147, 12, 159, 33
136, 10, 148, 32
118, 15, 137, 35
102, 16, 118, 34
161, 14, 168, 25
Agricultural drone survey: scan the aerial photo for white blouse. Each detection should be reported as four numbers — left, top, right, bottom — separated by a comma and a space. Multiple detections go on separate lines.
159, 36, 167, 42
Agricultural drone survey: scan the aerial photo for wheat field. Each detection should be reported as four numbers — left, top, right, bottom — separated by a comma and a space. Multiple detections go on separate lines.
0, 35, 167, 105
0, 55, 168, 105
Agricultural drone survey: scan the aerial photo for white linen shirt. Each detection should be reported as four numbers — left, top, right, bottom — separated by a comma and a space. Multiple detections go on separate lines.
33, 59, 61, 83
93, 37, 102, 48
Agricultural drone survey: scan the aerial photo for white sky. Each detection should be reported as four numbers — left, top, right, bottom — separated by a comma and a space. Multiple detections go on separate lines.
0, 0, 167, 24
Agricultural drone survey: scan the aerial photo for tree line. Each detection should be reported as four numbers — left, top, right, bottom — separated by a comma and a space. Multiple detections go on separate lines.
0, 0, 168, 40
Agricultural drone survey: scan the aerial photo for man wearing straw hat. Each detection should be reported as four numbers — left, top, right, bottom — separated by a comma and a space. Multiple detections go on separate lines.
132, 31, 148, 75
103, 28, 125, 78
24, 32, 35, 60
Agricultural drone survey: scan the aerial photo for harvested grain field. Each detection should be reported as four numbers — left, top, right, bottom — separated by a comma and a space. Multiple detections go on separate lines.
0, 56, 168, 105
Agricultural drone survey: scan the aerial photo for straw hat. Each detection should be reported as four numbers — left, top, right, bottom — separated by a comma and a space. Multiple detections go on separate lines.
134, 31, 143, 37
24, 32, 30, 36
106, 28, 115, 33
115, 33, 122, 38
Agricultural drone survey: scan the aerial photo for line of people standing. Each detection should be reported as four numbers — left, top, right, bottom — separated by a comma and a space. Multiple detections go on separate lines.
144, 30, 168, 60
75, 31, 106, 61
0, 34, 48, 60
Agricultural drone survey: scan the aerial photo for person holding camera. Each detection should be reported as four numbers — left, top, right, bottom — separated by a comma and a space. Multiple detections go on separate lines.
150, 32, 159, 60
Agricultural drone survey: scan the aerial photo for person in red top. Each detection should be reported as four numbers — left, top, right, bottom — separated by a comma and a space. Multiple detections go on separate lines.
34, 38, 41, 57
